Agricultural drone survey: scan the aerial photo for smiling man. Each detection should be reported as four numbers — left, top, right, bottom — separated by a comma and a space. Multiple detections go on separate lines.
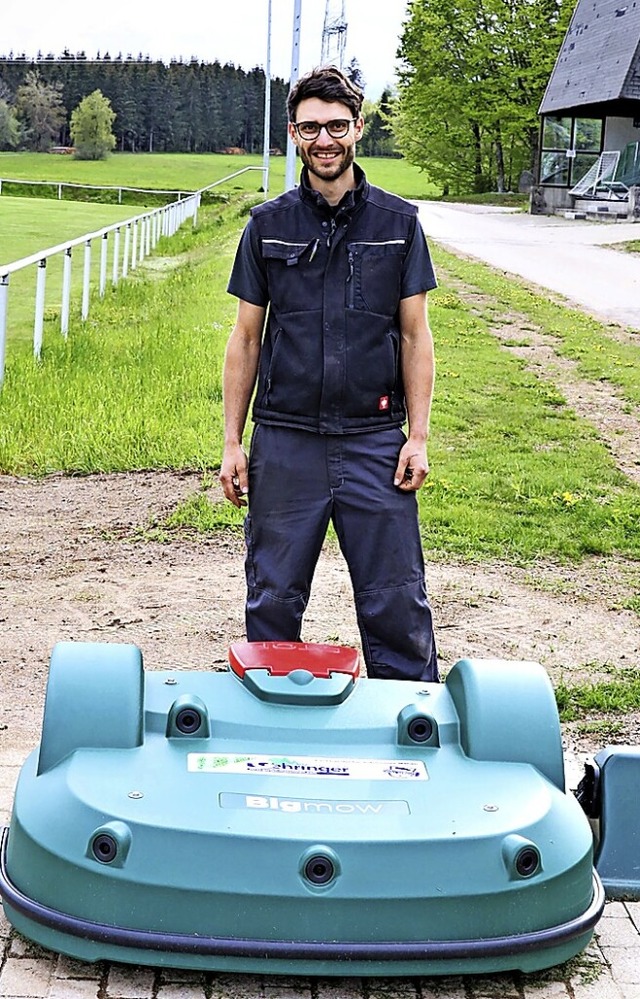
219, 65, 439, 682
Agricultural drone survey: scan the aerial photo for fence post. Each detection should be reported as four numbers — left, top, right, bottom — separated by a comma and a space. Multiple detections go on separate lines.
81, 240, 91, 321
99, 233, 108, 296
0, 275, 8, 387
112, 227, 121, 286
131, 220, 138, 271
61, 248, 72, 337
34, 259, 46, 359
122, 224, 131, 278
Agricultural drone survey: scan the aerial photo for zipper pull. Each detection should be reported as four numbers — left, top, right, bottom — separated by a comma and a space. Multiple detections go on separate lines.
326, 217, 336, 247
347, 251, 354, 282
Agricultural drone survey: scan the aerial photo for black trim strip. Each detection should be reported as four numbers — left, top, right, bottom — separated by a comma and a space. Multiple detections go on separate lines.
0, 827, 605, 962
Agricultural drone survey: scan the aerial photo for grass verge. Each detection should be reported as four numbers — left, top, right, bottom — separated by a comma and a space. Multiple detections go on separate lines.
1, 193, 639, 565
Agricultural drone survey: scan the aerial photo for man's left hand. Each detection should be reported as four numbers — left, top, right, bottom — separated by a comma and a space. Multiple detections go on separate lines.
393, 439, 429, 491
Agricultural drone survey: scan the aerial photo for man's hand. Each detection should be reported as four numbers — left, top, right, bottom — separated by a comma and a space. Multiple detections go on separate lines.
393, 438, 429, 492
219, 444, 249, 507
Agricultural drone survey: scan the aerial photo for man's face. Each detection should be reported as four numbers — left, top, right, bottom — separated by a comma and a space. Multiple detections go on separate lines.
288, 98, 364, 184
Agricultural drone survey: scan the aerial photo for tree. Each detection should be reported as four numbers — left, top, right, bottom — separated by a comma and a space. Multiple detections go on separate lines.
360, 89, 398, 157
70, 89, 116, 159
0, 99, 20, 149
345, 57, 365, 92
15, 70, 66, 151
393, 0, 573, 194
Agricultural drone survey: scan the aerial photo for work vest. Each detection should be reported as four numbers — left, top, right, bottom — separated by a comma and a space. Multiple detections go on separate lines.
249, 169, 419, 434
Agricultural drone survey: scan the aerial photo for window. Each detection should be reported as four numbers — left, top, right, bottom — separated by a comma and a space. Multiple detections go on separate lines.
540, 116, 603, 187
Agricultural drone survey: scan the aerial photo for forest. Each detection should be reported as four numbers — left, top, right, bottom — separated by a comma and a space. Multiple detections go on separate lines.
0, 54, 292, 154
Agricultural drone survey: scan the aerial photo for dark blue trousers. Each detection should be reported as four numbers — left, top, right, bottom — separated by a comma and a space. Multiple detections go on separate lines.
244, 425, 439, 682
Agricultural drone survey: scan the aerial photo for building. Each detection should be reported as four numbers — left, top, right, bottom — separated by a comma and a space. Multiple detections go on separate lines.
535, 0, 640, 217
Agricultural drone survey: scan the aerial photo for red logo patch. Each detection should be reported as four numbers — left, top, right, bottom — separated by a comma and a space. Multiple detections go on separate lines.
378, 395, 390, 411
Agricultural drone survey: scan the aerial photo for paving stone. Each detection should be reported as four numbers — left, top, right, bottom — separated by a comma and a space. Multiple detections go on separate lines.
104, 964, 156, 998
418, 977, 467, 999
602, 903, 631, 920
618, 988, 640, 999
47, 979, 100, 998
467, 972, 522, 996
601, 947, 640, 985
520, 980, 569, 998
365, 978, 420, 998
209, 974, 265, 999
262, 984, 313, 998
156, 986, 208, 999
0, 957, 54, 998
157, 968, 208, 985
597, 919, 640, 947
569, 972, 626, 998
8, 935, 51, 960
53, 954, 102, 980
0, 910, 12, 939
0, 750, 31, 769
315, 977, 368, 998
623, 902, 640, 933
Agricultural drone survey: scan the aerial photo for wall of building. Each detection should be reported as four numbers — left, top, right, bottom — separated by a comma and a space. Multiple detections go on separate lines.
604, 116, 640, 150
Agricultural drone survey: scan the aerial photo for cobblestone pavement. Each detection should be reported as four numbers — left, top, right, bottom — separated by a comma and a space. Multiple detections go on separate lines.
1, 747, 639, 999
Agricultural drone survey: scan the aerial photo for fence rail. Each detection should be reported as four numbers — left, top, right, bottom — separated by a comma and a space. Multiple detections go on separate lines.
0, 176, 196, 202
0, 167, 263, 388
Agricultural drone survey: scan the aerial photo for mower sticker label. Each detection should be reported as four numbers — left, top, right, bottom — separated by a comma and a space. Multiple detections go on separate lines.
187, 753, 428, 780
219, 793, 410, 815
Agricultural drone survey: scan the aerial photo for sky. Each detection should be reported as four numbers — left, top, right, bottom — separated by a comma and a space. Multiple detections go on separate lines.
1, 0, 410, 99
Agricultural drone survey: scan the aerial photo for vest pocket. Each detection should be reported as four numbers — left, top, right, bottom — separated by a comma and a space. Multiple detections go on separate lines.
346, 240, 406, 315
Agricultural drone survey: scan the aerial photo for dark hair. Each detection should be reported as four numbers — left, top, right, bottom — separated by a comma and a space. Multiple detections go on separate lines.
287, 66, 364, 121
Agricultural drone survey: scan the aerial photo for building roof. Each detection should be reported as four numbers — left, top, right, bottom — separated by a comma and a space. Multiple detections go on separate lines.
539, 0, 640, 114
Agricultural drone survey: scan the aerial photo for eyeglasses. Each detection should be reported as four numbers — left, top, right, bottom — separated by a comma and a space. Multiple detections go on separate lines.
292, 118, 357, 140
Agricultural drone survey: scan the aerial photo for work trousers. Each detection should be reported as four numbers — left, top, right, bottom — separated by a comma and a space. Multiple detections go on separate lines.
244, 424, 439, 682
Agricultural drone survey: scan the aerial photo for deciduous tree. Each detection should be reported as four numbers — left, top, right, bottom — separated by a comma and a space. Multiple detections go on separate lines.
394, 0, 573, 194
0, 98, 20, 149
70, 89, 116, 159
15, 70, 65, 151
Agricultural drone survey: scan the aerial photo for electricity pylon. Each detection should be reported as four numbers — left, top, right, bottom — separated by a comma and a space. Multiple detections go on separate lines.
321, 0, 347, 69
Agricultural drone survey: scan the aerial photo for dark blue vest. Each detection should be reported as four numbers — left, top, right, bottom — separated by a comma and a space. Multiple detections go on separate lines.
250, 168, 420, 433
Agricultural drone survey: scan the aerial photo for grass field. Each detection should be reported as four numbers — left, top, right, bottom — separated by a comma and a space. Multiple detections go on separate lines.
1, 193, 639, 568
0, 196, 163, 347
0, 153, 441, 351
0, 151, 442, 201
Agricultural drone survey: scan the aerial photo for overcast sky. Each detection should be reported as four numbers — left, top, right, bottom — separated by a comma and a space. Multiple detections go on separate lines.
1, 0, 409, 99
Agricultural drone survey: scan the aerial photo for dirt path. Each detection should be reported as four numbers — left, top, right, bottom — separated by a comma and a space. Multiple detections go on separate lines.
1, 465, 639, 760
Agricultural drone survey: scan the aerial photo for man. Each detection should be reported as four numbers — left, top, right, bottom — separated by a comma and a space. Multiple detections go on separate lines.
219, 65, 438, 682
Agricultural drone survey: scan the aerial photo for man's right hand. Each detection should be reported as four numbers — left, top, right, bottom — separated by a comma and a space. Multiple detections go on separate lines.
219, 444, 249, 508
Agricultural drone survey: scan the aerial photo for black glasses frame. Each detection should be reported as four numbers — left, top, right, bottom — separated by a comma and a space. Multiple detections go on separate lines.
292, 118, 358, 140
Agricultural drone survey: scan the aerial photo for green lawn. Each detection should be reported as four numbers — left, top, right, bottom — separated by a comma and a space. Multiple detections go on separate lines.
0, 197, 158, 345
0, 197, 142, 266
1, 195, 639, 568
0, 151, 440, 201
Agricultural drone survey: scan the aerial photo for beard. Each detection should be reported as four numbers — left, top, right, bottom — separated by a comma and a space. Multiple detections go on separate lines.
299, 141, 355, 183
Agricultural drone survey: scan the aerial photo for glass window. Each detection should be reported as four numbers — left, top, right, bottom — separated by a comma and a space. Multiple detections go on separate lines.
542, 116, 571, 149
539, 115, 603, 187
574, 119, 602, 152
540, 151, 569, 186
571, 152, 600, 186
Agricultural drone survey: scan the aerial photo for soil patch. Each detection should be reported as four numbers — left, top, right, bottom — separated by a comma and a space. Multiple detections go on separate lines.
1, 470, 639, 762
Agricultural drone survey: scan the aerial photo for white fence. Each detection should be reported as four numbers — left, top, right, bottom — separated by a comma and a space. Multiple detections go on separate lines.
0, 166, 263, 388
0, 177, 196, 203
